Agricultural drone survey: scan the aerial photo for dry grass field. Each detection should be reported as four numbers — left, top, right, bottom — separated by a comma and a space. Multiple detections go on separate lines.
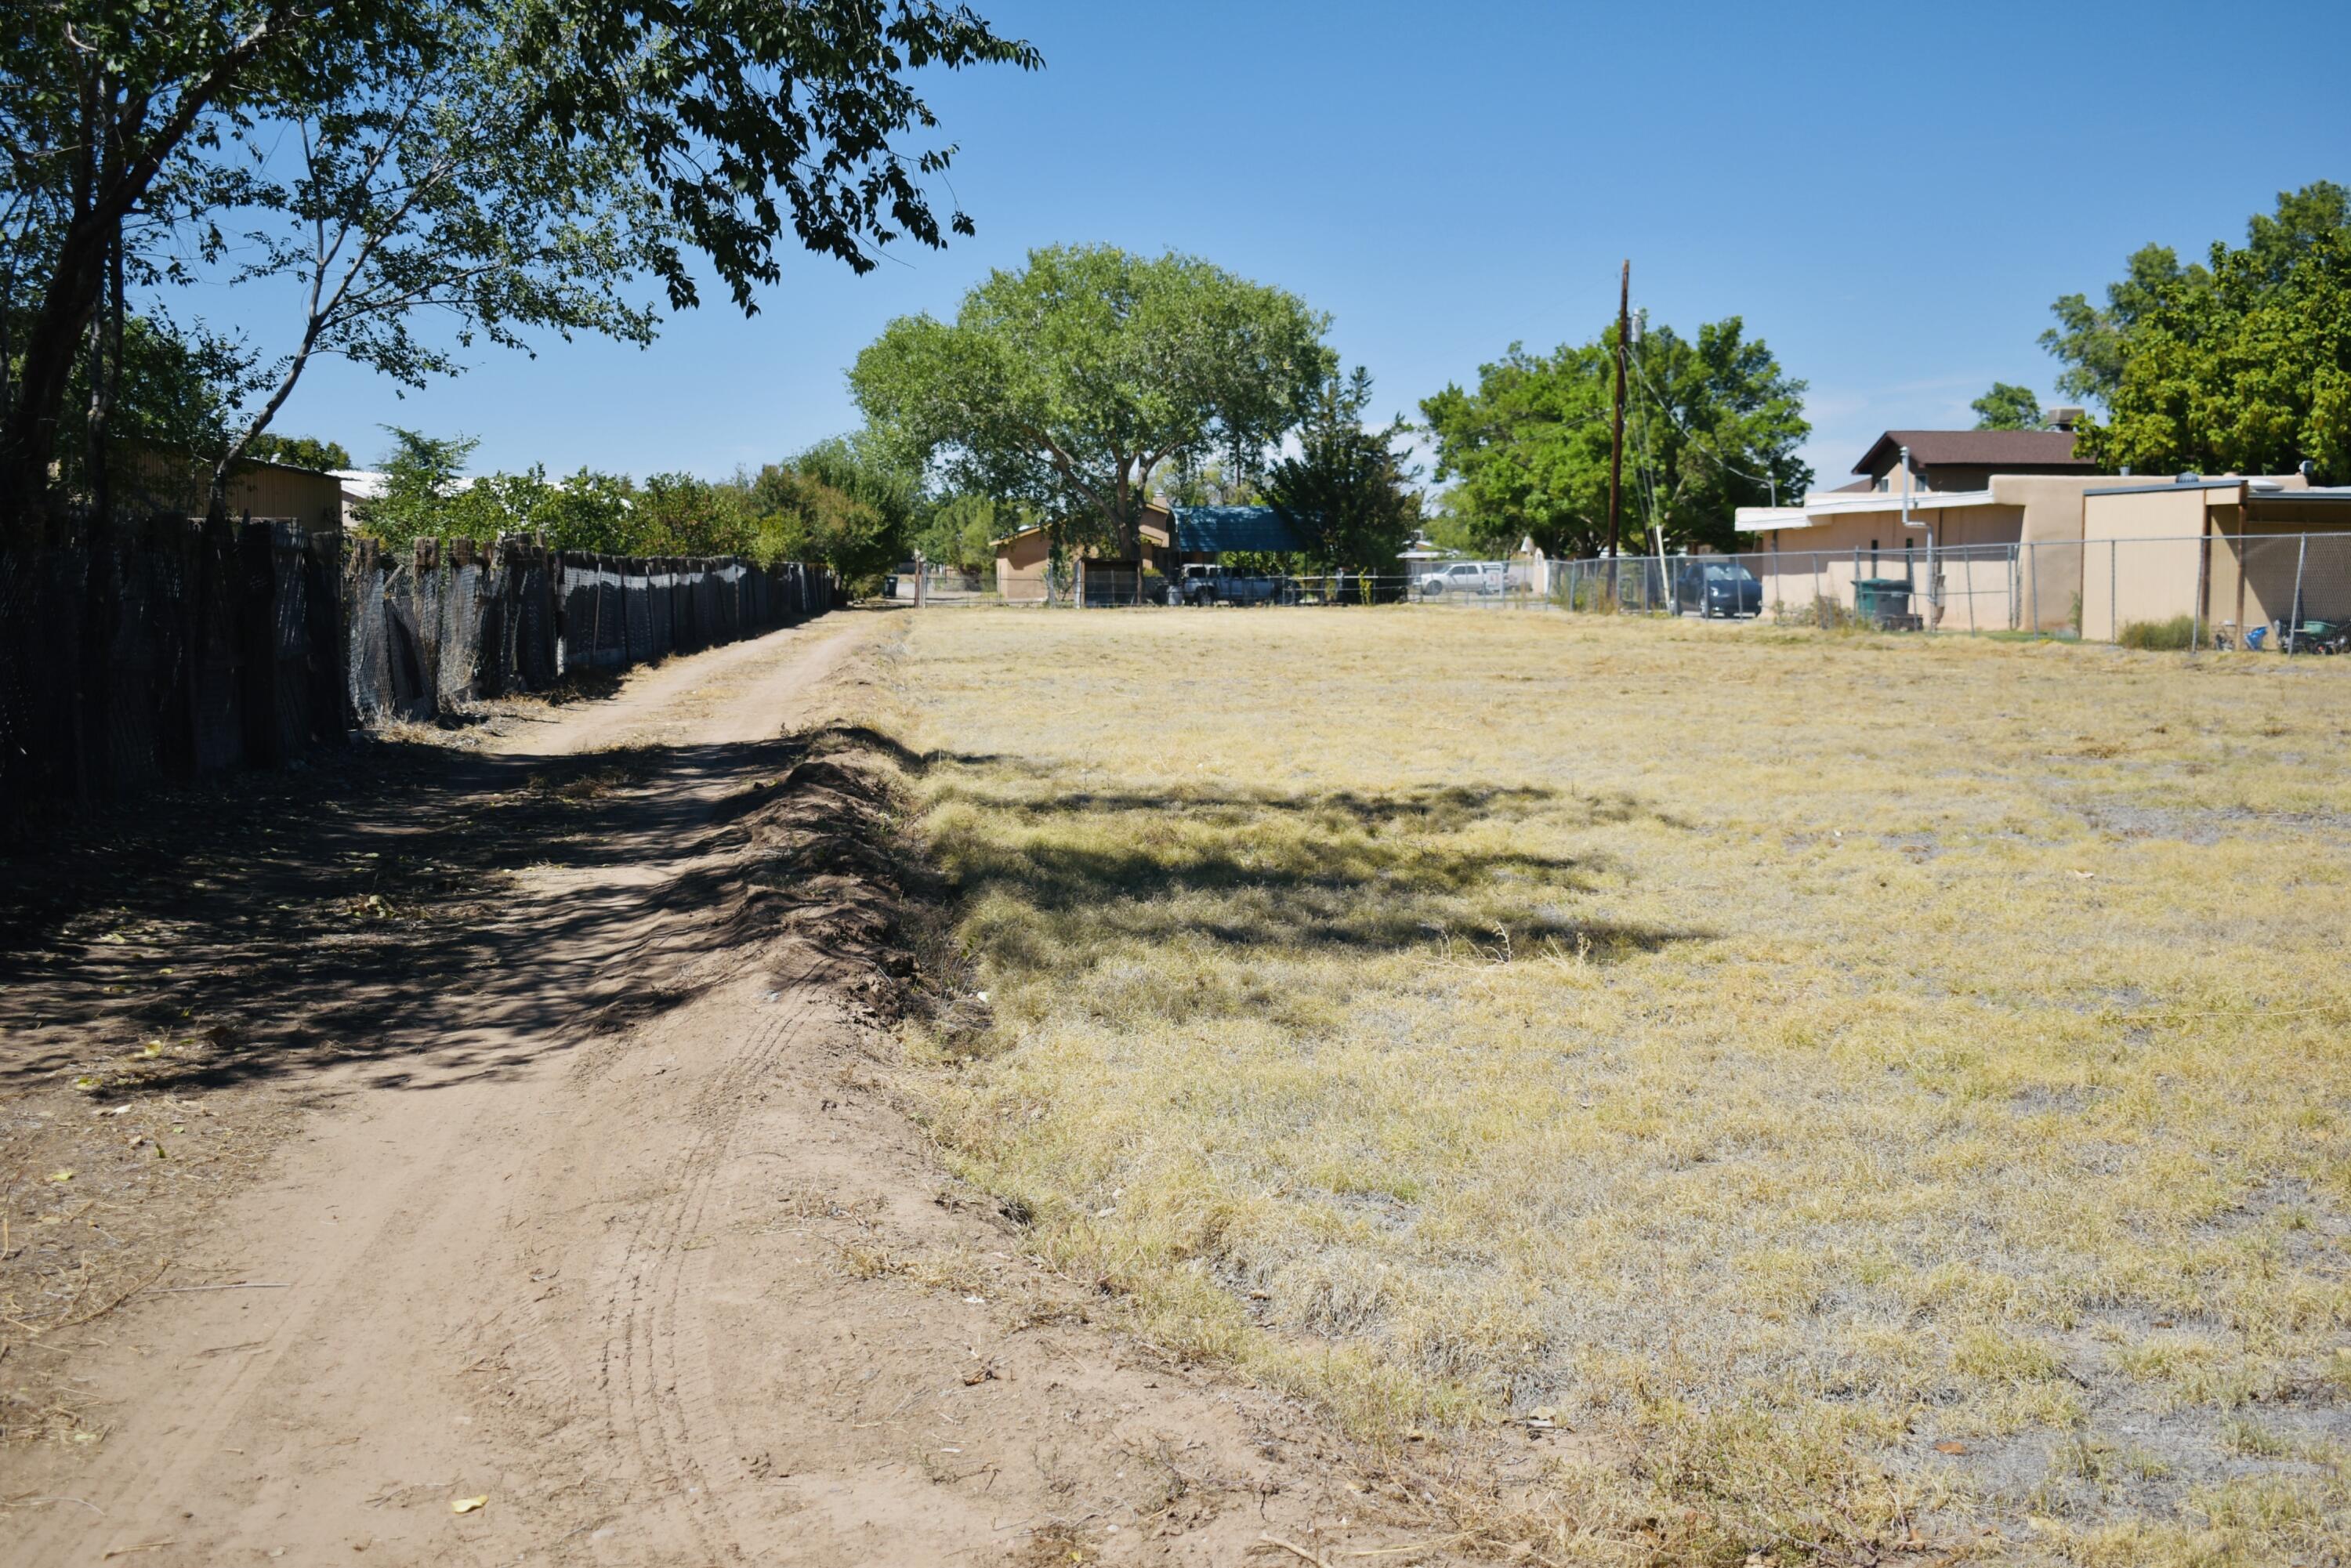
874, 607, 2351, 1565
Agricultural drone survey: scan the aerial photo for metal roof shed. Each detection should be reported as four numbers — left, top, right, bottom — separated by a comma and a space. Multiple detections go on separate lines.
1170, 505, 1304, 556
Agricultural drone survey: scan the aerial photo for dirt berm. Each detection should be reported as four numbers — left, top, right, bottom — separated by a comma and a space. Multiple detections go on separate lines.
1, 614, 1470, 1566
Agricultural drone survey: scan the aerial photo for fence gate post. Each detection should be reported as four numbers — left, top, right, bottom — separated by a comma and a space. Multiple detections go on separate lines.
2192, 534, 2209, 651
2290, 532, 2309, 633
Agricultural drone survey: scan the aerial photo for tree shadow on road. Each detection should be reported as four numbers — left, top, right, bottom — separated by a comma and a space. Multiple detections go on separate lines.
0, 726, 882, 1100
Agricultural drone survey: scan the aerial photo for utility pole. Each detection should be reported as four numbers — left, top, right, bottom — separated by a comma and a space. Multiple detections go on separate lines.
1607, 259, 1629, 607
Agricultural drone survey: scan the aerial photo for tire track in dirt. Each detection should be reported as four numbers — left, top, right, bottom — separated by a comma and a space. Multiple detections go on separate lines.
4, 617, 872, 1565
591, 997, 819, 1563
6, 611, 1465, 1567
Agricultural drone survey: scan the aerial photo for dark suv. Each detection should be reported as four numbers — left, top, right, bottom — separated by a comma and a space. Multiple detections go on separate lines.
1674, 560, 1761, 618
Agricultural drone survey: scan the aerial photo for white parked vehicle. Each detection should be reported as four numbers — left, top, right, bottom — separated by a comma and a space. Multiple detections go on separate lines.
1417, 560, 1505, 596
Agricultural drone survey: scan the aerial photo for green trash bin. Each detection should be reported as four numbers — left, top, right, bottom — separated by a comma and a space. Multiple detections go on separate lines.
1853, 578, 1914, 626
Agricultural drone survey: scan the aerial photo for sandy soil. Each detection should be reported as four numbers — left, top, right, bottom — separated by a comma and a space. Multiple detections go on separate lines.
2, 613, 1451, 1566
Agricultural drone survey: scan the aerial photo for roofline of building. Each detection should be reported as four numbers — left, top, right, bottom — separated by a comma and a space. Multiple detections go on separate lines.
1737, 488, 2001, 532
2081, 478, 2349, 498
235, 455, 341, 479
1850, 430, 2094, 476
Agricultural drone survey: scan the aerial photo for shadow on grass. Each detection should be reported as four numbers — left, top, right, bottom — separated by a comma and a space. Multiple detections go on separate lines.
933, 780, 1688, 835
927, 777, 1706, 970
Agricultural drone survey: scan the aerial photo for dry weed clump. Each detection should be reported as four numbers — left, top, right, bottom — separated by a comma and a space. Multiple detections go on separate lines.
882, 609, 2351, 1565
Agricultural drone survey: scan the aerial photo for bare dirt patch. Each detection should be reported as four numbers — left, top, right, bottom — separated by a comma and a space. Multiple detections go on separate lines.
2, 613, 1470, 1566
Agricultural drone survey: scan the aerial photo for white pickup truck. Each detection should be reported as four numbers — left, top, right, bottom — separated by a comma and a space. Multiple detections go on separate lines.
1415, 561, 1505, 596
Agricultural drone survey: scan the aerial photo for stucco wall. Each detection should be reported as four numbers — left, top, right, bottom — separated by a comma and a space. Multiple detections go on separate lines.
2080, 487, 2215, 639
1757, 502, 2034, 628
1987, 473, 2139, 631
994, 529, 1054, 603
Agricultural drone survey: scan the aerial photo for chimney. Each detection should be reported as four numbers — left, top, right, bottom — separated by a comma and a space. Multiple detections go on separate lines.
2046, 406, 2085, 433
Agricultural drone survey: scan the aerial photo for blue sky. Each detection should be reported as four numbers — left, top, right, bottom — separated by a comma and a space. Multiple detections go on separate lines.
266, 0, 2351, 491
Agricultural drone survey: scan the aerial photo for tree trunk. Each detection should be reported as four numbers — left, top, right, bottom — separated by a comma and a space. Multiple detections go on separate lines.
1, 210, 116, 541
2, 12, 291, 541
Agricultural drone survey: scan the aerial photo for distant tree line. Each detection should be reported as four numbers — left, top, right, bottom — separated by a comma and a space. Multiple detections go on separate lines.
342, 426, 982, 592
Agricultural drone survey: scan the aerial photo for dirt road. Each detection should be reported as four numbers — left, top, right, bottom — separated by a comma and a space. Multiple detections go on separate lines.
5, 615, 1436, 1566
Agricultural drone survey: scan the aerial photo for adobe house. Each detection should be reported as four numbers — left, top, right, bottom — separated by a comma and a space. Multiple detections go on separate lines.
2079, 473, 2342, 641
993, 505, 1173, 603
993, 502, 1302, 603
1734, 417, 2114, 630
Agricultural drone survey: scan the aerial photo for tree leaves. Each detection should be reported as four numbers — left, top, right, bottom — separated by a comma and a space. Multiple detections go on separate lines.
849, 244, 1333, 559
1262, 368, 1419, 572
2061, 183, 2351, 478
515, 0, 1041, 311
2, 0, 1039, 534
1419, 318, 1809, 558
1972, 383, 2043, 432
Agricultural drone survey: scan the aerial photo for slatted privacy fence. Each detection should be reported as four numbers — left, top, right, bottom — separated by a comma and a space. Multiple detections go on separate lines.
3, 520, 834, 810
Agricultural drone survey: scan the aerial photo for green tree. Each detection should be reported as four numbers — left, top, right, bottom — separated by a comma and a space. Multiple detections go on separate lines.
245, 434, 353, 471
791, 433, 922, 555
914, 491, 1022, 571
637, 471, 759, 557
1421, 316, 1809, 559
355, 426, 478, 549
1971, 382, 2043, 431
2, 0, 1040, 536
1421, 490, 1487, 556
194, 0, 668, 514
1263, 368, 1420, 571
2052, 183, 2351, 477
1152, 457, 1261, 508
438, 464, 644, 552
741, 462, 895, 591
2041, 246, 2207, 410
849, 244, 1333, 563
44, 313, 246, 510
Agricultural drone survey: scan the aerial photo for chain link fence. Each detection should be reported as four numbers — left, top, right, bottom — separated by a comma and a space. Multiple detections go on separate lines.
888, 563, 1002, 606
900, 568, 1529, 608
864, 532, 2351, 658
3, 517, 835, 811
1545, 532, 2351, 649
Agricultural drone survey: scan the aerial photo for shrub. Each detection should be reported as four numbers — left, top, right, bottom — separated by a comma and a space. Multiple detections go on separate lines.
1769, 595, 1856, 630
2117, 615, 2197, 650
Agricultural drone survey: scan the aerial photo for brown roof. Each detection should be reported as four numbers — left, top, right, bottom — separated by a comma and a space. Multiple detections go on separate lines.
1853, 429, 2095, 476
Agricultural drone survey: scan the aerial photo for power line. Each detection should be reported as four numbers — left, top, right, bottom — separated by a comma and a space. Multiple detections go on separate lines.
1624, 322, 1788, 508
